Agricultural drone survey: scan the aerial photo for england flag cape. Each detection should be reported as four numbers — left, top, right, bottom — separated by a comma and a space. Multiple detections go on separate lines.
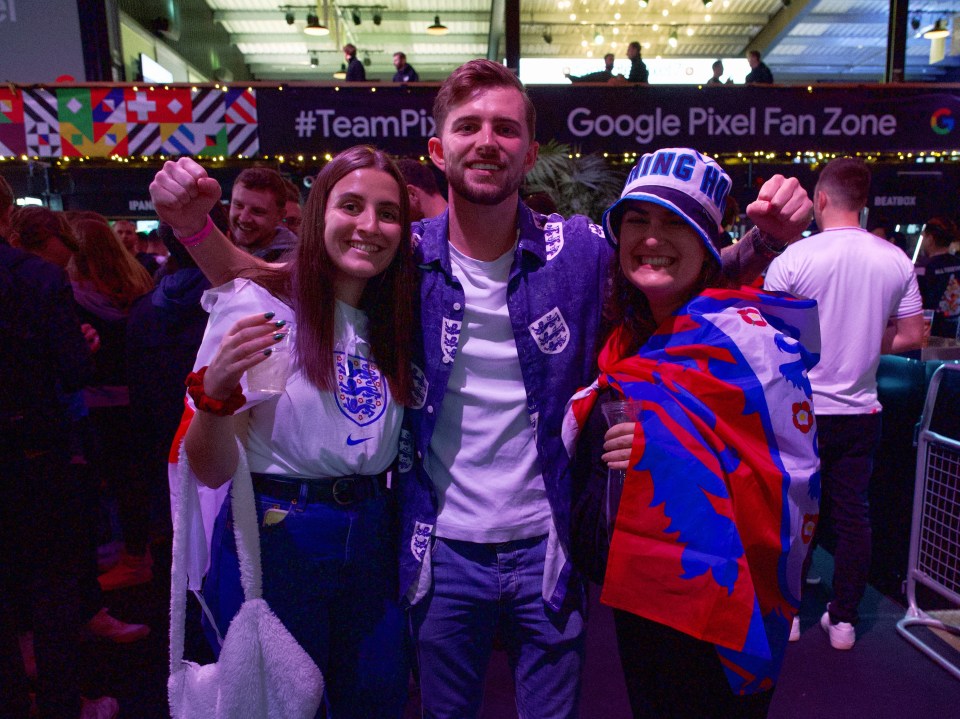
563, 286, 821, 695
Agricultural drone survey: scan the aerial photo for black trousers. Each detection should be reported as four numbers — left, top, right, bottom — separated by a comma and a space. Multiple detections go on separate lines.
0, 448, 85, 719
614, 610, 773, 719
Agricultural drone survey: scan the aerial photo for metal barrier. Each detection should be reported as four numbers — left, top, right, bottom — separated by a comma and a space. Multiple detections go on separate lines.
897, 363, 960, 680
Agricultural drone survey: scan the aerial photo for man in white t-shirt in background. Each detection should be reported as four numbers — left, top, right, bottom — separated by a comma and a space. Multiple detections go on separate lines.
764, 157, 923, 650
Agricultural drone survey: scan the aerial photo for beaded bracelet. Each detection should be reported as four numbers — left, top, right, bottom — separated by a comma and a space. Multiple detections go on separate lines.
174, 216, 215, 248
185, 366, 245, 416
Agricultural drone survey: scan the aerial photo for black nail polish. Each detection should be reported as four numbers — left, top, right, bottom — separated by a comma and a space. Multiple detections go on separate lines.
263, 348, 273, 356
274, 320, 286, 328
273, 333, 285, 341
264, 312, 275, 320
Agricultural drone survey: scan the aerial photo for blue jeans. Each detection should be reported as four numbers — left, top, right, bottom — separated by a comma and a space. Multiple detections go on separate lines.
203, 488, 409, 719
411, 535, 586, 719
807, 413, 882, 625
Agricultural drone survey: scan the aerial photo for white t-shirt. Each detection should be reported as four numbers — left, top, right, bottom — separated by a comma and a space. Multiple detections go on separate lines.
426, 244, 552, 543
764, 227, 922, 414
193, 278, 402, 476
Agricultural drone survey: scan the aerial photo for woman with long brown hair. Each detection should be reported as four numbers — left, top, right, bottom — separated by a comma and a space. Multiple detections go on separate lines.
67, 217, 158, 594
175, 145, 416, 718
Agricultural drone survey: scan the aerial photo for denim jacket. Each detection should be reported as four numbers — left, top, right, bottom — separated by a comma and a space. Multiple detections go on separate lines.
397, 202, 612, 611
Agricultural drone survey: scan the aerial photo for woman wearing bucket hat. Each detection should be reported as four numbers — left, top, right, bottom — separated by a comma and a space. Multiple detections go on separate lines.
566, 148, 821, 718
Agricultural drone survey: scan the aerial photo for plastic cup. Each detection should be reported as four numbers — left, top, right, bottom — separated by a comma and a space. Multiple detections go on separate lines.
922, 309, 935, 348
247, 325, 294, 395
600, 399, 643, 543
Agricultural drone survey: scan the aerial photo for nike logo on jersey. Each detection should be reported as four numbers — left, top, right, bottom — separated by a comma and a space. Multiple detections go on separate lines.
346, 435, 371, 446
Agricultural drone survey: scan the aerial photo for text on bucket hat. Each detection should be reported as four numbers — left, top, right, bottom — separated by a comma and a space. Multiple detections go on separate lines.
601, 148, 731, 263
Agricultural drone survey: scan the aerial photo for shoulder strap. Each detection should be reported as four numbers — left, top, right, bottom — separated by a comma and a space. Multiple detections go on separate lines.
169, 438, 261, 673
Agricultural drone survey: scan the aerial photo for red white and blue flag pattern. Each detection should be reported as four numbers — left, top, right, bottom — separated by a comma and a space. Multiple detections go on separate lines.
0, 86, 258, 158
563, 286, 821, 695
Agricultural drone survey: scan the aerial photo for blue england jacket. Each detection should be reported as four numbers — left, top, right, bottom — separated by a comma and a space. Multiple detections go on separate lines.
397, 202, 612, 611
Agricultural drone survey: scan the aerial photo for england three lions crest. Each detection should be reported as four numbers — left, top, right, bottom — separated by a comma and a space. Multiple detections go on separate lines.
528, 307, 570, 355
335, 352, 386, 426
544, 220, 564, 261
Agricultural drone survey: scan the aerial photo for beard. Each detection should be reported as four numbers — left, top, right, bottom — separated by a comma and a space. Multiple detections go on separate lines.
445, 163, 525, 206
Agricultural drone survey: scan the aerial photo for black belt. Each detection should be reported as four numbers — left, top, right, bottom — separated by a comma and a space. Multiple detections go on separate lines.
251, 472, 387, 506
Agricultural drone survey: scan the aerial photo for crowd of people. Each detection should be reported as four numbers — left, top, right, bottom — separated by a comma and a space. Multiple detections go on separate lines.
1, 55, 953, 719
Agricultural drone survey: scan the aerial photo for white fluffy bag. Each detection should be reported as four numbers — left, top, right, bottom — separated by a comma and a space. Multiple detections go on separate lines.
168, 440, 324, 719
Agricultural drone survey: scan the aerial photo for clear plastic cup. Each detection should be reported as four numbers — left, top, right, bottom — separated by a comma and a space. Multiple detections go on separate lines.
922, 309, 935, 348
600, 399, 643, 543
247, 325, 294, 395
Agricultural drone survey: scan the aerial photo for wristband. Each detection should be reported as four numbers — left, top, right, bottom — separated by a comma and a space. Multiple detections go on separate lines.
174, 216, 215, 248
185, 366, 245, 416
745, 225, 788, 257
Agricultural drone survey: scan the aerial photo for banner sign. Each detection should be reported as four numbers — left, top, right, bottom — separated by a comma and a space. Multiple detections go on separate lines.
258, 84, 960, 156
3, 84, 960, 159
0, 86, 258, 158
257, 85, 435, 156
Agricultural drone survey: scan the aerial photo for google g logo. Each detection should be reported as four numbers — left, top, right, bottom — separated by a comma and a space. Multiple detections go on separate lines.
931, 108, 954, 135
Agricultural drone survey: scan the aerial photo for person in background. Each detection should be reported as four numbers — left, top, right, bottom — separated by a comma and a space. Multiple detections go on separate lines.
707, 59, 730, 85
568, 53, 615, 83
8, 206, 150, 643
344, 43, 366, 81
112, 219, 138, 254
150, 145, 417, 717
915, 216, 960, 338
70, 219, 156, 594
765, 157, 923, 650
282, 178, 303, 237
569, 148, 820, 719
626, 42, 648, 83
392, 51, 420, 83
0, 175, 120, 719
745, 50, 774, 84
396, 158, 448, 222
228, 167, 298, 262
8, 206, 78, 268
717, 194, 740, 250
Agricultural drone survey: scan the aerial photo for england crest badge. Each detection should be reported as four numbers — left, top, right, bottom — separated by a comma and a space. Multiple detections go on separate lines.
544, 220, 564, 261
528, 307, 570, 355
335, 352, 386, 426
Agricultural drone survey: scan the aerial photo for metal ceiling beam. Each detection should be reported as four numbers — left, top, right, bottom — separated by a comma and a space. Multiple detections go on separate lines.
746, 0, 815, 54
212, 10, 773, 26
213, 10, 489, 23
231, 32, 489, 45
488, 0, 505, 61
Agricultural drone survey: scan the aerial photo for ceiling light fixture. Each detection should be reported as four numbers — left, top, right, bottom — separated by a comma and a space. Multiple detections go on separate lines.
668, 28, 678, 48
285, 11, 295, 25
543, 28, 553, 44
702, 0, 712, 7
310, 54, 319, 67
351, 9, 361, 25
638, 0, 649, 7
911, 16, 921, 32
333, 63, 347, 80
426, 15, 448, 35
304, 12, 329, 36
594, 30, 604, 44
373, 12, 382, 25
924, 18, 950, 40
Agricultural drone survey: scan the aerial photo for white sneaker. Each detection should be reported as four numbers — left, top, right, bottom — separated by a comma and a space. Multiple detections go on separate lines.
789, 615, 801, 642
820, 610, 855, 650
79, 696, 119, 719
